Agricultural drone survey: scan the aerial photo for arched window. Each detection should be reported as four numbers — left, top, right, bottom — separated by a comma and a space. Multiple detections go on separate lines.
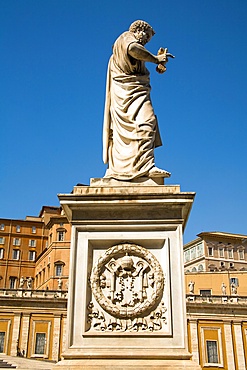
198, 264, 204, 272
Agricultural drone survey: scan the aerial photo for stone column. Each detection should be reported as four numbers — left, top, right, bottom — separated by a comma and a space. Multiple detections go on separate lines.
20, 314, 31, 356
223, 321, 235, 370
52, 315, 61, 361
232, 322, 245, 370
189, 319, 200, 365
10, 313, 21, 356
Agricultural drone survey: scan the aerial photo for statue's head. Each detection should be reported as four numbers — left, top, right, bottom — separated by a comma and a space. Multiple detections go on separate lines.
129, 20, 155, 45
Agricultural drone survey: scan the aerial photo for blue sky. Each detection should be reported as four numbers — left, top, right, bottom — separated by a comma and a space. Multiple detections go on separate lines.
1, 0, 246, 243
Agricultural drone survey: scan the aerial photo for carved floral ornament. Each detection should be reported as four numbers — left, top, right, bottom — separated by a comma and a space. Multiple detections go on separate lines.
90, 243, 165, 319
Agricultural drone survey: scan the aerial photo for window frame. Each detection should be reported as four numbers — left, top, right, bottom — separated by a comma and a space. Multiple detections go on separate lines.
230, 277, 239, 287
200, 326, 224, 367
206, 340, 219, 364
238, 249, 244, 260
57, 231, 65, 241
29, 251, 36, 261
200, 289, 212, 296
34, 333, 46, 355
13, 238, 21, 246
0, 332, 5, 353
219, 248, 224, 258
208, 246, 213, 257
12, 249, 20, 260
29, 239, 37, 247
55, 264, 63, 276
9, 277, 17, 289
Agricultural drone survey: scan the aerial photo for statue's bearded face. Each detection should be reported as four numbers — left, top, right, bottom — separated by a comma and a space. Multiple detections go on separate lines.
134, 28, 153, 45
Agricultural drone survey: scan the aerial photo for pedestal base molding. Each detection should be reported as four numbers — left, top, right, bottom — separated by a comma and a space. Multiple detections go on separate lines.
54, 358, 201, 369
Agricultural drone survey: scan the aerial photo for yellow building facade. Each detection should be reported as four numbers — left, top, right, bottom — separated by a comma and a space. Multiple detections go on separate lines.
0, 210, 247, 368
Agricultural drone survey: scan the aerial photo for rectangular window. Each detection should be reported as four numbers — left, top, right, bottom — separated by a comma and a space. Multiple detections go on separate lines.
35, 333, 46, 355
12, 249, 20, 260
208, 247, 213, 256
0, 224, 4, 231
200, 289, 212, 296
10, 277, 16, 289
57, 231, 64, 241
196, 242, 203, 257
190, 247, 196, 260
29, 239, 36, 247
13, 238, 21, 246
228, 249, 233, 258
32, 226, 36, 234
0, 332, 5, 353
16, 225, 21, 232
29, 251, 36, 261
230, 277, 239, 286
206, 340, 218, 363
184, 250, 190, 263
55, 264, 63, 276
219, 248, 224, 258
0, 237, 5, 245
239, 250, 244, 260
0, 249, 4, 259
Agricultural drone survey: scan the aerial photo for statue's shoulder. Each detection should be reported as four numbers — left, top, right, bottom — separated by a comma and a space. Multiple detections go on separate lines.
114, 31, 137, 48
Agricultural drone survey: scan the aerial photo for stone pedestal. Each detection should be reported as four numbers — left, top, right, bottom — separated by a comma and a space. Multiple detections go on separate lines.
56, 179, 201, 369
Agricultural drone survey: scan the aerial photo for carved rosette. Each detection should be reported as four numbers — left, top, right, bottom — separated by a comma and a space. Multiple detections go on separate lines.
90, 243, 164, 319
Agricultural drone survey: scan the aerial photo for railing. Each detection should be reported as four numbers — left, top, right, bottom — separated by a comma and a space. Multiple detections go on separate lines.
0, 288, 68, 299
186, 294, 247, 304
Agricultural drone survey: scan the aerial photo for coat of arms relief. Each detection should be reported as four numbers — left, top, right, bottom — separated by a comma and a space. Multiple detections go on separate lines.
88, 243, 167, 332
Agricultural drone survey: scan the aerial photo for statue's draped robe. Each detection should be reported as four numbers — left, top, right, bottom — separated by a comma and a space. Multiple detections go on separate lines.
103, 31, 162, 180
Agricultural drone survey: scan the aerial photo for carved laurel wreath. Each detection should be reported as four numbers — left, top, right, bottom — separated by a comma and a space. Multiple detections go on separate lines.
90, 243, 164, 319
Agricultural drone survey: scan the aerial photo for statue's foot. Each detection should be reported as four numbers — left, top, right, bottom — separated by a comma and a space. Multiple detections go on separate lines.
148, 166, 171, 178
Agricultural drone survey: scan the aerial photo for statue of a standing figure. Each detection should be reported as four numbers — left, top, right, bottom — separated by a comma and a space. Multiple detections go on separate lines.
221, 282, 227, 295
103, 20, 173, 180
188, 281, 195, 294
27, 277, 32, 290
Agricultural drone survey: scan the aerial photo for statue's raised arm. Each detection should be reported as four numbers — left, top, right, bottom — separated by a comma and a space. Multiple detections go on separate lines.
103, 20, 173, 181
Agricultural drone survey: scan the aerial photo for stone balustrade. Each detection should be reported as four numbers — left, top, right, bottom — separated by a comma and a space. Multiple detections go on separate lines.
0, 288, 68, 299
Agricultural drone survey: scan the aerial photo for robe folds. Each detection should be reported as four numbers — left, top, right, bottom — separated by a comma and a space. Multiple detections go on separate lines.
103, 31, 162, 180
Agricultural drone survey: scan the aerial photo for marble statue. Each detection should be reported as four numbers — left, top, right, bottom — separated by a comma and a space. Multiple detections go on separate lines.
103, 20, 174, 180
27, 277, 32, 289
19, 276, 25, 289
188, 280, 195, 294
57, 278, 62, 290
231, 282, 237, 295
221, 282, 227, 295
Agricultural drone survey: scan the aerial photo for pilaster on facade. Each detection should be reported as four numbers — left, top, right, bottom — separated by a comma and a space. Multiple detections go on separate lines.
223, 320, 235, 370
52, 315, 62, 361
232, 321, 246, 370
10, 313, 22, 356
189, 319, 200, 364
20, 313, 31, 356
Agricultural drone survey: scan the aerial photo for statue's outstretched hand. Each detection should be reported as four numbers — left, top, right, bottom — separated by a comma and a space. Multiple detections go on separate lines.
156, 47, 175, 74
